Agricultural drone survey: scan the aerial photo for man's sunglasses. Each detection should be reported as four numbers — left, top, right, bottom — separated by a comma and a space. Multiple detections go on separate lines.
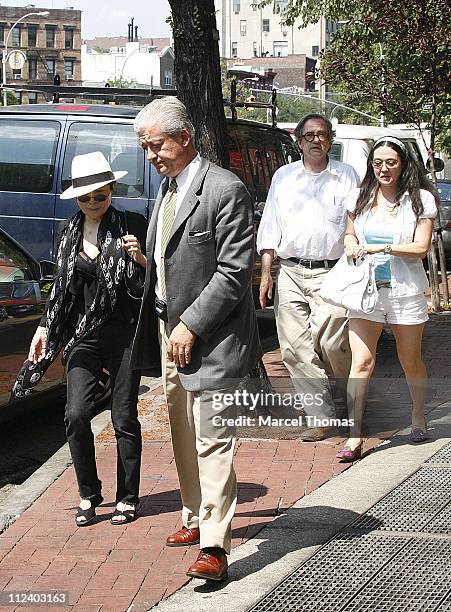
78, 193, 109, 203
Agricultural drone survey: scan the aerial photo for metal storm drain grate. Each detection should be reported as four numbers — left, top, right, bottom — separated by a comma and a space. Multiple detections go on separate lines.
344, 466, 451, 533
423, 503, 451, 535
436, 594, 451, 611
248, 534, 408, 612
425, 441, 451, 464
343, 538, 451, 612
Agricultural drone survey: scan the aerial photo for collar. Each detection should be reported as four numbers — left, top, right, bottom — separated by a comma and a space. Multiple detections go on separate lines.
173, 154, 201, 191
296, 156, 339, 178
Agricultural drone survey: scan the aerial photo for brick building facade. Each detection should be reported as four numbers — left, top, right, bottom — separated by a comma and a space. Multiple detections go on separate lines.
0, 5, 81, 104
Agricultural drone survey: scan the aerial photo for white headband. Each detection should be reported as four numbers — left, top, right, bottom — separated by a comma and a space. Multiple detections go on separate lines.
373, 136, 407, 153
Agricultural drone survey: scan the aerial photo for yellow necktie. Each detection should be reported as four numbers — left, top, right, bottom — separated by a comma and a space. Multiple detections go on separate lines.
160, 178, 177, 300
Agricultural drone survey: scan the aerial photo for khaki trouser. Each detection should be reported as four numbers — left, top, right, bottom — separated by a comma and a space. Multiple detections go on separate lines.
159, 320, 237, 554
274, 261, 351, 420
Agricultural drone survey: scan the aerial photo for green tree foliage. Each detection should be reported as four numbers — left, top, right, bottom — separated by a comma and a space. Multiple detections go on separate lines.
259, 0, 451, 156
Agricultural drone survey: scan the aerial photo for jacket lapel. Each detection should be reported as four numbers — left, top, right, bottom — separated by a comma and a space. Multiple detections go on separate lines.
168, 158, 210, 244
144, 178, 167, 293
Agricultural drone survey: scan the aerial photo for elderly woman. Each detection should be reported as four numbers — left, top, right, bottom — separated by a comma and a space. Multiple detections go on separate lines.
336, 137, 438, 461
13, 152, 147, 525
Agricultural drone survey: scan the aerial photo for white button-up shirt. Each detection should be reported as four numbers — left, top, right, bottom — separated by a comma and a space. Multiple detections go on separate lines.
257, 158, 360, 260
154, 154, 201, 299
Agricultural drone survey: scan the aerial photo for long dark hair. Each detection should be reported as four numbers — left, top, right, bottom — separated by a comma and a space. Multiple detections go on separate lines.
354, 139, 438, 217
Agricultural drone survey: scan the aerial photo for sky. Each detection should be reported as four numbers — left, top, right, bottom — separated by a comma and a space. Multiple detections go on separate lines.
1, 0, 172, 38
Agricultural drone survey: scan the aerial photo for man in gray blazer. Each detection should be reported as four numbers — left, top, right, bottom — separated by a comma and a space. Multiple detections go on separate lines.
130, 97, 261, 581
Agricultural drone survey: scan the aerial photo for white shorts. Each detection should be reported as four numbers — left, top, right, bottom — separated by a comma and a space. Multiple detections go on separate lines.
348, 288, 429, 325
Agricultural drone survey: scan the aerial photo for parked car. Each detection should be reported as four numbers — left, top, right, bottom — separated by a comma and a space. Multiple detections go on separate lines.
0, 103, 300, 306
0, 227, 63, 420
436, 179, 451, 260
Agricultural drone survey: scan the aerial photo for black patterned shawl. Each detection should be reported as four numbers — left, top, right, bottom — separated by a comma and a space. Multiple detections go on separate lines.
11, 206, 128, 400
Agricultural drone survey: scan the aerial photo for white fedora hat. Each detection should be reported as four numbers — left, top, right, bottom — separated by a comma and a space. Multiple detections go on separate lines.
60, 151, 128, 200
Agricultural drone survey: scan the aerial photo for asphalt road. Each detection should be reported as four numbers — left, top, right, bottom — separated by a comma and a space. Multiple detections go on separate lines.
0, 309, 278, 505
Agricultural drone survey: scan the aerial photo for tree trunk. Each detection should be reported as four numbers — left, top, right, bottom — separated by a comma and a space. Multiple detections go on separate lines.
168, 0, 229, 168
168, 0, 273, 398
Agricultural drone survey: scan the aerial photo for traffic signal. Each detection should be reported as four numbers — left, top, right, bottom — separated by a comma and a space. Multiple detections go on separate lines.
305, 71, 315, 92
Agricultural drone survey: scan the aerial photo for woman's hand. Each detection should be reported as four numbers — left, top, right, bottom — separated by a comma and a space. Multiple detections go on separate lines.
28, 326, 47, 364
344, 237, 365, 259
123, 234, 146, 268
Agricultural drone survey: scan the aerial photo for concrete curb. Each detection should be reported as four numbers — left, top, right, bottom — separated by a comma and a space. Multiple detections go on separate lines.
145, 403, 451, 612
0, 376, 162, 535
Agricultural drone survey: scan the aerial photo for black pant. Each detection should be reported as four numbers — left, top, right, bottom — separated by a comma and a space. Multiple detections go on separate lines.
65, 322, 141, 504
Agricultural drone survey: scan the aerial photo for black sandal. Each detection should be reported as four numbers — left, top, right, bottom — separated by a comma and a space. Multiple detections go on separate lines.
110, 503, 137, 525
75, 494, 103, 527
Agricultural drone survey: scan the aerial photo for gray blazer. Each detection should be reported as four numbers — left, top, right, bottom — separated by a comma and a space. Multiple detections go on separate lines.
130, 157, 262, 391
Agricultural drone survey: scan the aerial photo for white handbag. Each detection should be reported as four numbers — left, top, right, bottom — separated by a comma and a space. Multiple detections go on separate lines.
319, 253, 378, 314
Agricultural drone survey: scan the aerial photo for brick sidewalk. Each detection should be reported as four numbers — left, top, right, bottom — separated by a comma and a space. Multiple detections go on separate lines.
0, 313, 449, 611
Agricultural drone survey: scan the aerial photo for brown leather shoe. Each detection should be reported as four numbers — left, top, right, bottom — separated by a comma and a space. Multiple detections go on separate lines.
166, 526, 200, 547
299, 426, 334, 442
186, 547, 228, 581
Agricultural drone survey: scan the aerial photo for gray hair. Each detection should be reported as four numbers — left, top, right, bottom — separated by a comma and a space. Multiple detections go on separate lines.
134, 96, 195, 140
294, 113, 335, 143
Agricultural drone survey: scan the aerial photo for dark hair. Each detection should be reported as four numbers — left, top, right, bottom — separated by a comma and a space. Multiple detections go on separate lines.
294, 113, 335, 145
354, 140, 438, 217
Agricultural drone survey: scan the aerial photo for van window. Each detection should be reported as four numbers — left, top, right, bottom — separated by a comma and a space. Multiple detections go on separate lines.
227, 134, 247, 184
0, 120, 60, 193
329, 142, 343, 162
280, 138, 299, 165
62, 122, 145, 197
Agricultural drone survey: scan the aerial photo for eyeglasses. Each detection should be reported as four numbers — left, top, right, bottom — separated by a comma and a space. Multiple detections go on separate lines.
372, 159, 400, 169
301, 131, 329, 142
78, 193, 109, 203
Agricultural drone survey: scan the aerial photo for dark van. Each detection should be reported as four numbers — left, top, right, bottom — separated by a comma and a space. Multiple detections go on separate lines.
0, 103, 300, 299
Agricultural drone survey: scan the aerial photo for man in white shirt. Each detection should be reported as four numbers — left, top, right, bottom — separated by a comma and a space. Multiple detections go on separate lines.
257, 114, 359, 441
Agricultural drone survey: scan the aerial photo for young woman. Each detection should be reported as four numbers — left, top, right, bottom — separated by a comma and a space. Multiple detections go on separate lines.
14, 152, 147, 525
336, 136, 438, 461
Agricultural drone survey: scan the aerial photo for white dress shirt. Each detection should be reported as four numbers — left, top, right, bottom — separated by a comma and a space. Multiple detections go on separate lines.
154, 154, 201, 299
257, 158, 360, 260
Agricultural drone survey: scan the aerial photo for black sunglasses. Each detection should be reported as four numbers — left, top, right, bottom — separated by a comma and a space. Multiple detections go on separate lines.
78, 193, 109, 203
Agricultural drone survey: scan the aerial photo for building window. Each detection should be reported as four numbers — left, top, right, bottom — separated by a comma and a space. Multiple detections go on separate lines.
253, 41, 258, 57
64, 28, 74, 49
273, 41, 288, 57
28, 59, 38, 80
240, 20, 247, 35
233, 0, 240, 13
46, 27, 55, 48
28, 91, 38, 104
12, 28, 21, 47
0, 25, 4, 47
231, 41, 238, 58
28, 26, 37, 47
262, 19, 270, 33
312, 45, 319, 56
12, 68, 22, 80
46, 58, 56, 78
275, 0, 288, 12
64, 59, 74, 80
164, 70, 173, 86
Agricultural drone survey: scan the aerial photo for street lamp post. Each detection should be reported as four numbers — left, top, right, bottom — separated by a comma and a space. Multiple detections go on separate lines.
2, 11, 50, 107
